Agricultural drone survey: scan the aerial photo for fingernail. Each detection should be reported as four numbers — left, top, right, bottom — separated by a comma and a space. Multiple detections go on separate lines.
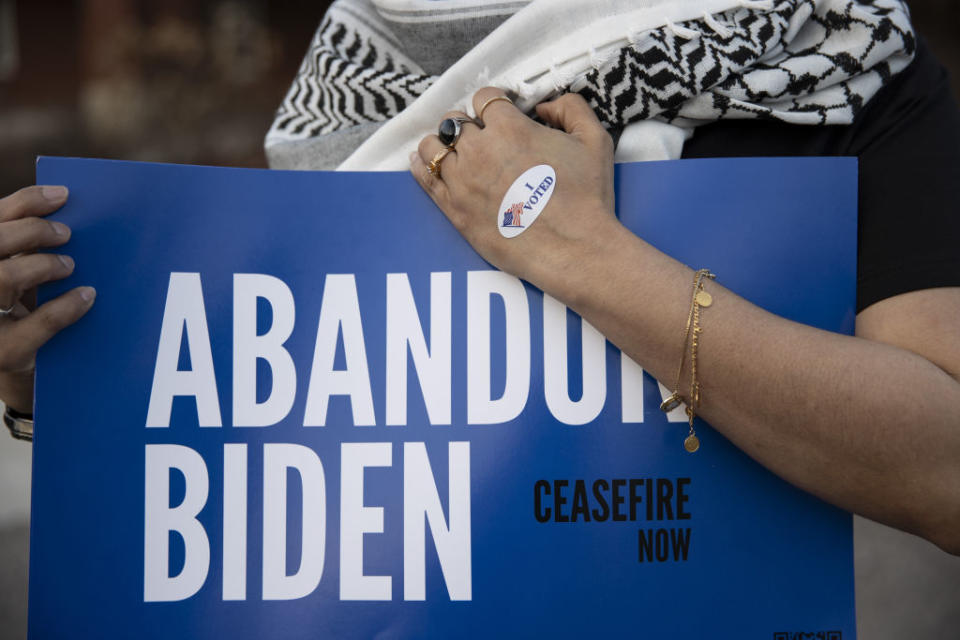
52, 221, 70, 236
409, 151, 418, 166
58, 255, 74, 270
79, 286, 96, 303
42, 186, 68, 202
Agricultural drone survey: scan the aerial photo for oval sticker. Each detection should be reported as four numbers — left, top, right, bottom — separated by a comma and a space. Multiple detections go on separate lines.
497, 164, 556, 238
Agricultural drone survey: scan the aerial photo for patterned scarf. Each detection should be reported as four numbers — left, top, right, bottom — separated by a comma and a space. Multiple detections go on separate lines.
265, 0, 915, 171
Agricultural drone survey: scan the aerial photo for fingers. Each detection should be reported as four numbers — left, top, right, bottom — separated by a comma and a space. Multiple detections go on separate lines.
0, 215, 71, 258
472, 87, 522, 126
409, 150, 473, 234
535, 93, 610, 148
424, 110, 480, 161
0, 287, 96, 373
417, 133, 459, 178
0, 185, 68, 222
0, 186, 93, 379
409, 151, 451, 208
413, 110, 484, 223
439, 110, 483, 139
0, 253, 75, 310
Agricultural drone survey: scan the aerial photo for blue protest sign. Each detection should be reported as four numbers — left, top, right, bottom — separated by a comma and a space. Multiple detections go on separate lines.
31, 156, 857, 638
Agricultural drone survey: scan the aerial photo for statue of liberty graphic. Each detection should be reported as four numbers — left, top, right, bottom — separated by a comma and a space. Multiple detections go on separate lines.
502, 202, 524, 227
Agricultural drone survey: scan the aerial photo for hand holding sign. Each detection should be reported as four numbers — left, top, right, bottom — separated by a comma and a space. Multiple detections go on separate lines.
410, 89, 618, 301
0, 186, 96, 413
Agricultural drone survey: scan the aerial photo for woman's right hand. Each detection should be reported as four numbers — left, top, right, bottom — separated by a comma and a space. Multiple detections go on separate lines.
0, 186, 96, 414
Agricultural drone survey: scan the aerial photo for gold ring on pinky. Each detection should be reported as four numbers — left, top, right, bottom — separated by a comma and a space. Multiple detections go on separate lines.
427, 147, 453, 178
477, 95, 513, 123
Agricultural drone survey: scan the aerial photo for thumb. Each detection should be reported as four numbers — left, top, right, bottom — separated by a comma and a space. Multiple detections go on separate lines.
535, 93, 605, 143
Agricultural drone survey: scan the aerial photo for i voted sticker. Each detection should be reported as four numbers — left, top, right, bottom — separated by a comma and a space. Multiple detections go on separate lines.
497, 164, 556, 238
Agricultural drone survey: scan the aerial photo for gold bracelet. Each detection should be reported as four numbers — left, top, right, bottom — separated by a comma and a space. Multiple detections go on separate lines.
660, 269, 715, 453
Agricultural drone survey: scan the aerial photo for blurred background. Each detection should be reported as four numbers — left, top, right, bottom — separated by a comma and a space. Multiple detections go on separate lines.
0, 0, 328, 194
1, 1, 959, 638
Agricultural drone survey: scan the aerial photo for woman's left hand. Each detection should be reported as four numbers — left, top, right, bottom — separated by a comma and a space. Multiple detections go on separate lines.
410, 88, 621, 300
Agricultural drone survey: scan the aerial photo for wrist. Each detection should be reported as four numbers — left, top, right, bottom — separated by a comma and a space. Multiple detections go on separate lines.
527, 211, 631, 308
524, 211, 698, 384
0, 370, 35, 415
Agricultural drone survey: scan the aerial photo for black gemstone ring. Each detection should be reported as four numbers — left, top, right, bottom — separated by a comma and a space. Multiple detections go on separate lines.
437, 116, 477, 148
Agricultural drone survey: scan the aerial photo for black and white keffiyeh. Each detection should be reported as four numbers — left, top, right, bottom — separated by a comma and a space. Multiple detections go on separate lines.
265, 0, 915, 171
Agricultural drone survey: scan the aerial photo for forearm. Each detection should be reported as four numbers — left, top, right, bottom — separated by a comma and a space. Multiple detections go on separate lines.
409, 89, 960, 551
532, 217, 960, 553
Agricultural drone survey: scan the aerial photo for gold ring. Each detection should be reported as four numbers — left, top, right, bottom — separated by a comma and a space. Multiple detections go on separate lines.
427, 147, 453, 178
477, 95, 513, 123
